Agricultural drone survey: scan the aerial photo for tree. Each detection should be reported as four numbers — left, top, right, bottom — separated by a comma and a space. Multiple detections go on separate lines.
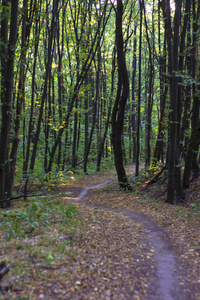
111, 0, 131, 189
135, 0, 143, 176
0, 0, 19, 207
46, 0, 111, 173
131, 23, 137, 164
0, 0, 198, 206
183, 121, 200, 188
161, 0, 183, 204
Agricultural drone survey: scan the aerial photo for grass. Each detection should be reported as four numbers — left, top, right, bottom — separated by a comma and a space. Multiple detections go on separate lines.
0, 193, 82, 298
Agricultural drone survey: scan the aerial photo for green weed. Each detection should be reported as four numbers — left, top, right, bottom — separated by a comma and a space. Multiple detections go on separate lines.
0, 198, 78, 240
189, 199, 200, 212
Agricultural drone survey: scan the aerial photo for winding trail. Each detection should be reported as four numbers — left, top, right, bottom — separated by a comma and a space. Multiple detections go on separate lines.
73, 181, 186, 300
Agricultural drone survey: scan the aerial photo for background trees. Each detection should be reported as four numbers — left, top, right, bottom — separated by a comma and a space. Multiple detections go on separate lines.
0, 0, 199, 206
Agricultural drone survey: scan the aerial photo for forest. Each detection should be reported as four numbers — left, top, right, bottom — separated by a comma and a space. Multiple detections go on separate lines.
0, 0, 199, 208
0, 0, 200, 298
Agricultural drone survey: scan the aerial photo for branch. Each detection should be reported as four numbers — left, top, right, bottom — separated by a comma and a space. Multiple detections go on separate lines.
0, 193, 44, 204
0, 261, 10, 281
147, 165, 166, 185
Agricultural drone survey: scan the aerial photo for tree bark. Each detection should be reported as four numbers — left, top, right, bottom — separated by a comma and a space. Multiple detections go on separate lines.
143, 0, 154, 167
136, 0, 143, 176
111, 0, 131, 190
162, 0, 182, 204
191, 0, 200, 179
183, 121, 200, 188
131, 23, 137, 164
0, 0, 19, 207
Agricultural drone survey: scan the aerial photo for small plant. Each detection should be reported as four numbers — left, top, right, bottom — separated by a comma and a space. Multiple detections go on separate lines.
189, 199, 200, 212
64, 204, 78, 219
0, 198, 78, 240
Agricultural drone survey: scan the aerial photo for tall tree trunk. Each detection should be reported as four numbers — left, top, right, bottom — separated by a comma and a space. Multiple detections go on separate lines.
23, 17, 40, 195
153, 23, 167, 164
191, 0, 200, 178
44, 75, 52, 172
111, 0, 131, 190
143, 0, 154, 167
136, 0, 143, 176
72, 98, 78, 169
180, 18, 192, 159
84, 76, 89, 174
131, 23, 137, 164
0, 0, 19, 207
183, 121, 200, 187
175, 0, 191, 202
162, 0, 182, 204
8, 0, 28, 198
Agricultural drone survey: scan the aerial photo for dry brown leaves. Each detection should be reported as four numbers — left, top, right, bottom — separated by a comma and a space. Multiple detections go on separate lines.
0, 166, 200, 299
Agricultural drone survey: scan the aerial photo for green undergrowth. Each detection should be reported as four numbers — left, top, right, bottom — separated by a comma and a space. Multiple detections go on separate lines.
0, 195, 83, 299
0, 196, 79, 241
0, 192, 83, 299
173, 199, 200, 220
15, 156, 116, 187
128, 164, 164, 187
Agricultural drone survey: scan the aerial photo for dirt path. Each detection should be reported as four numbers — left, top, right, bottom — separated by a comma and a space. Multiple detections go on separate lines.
68, 180, 196, 300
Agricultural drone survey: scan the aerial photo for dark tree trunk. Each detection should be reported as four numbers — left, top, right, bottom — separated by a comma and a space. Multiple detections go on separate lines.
57, 31, 64, 170
136, 0, 143, 176
162, 0, 182, 204
143, 0, 154, 167
175, 0, 192, 202
179, 16, 191, 159
111, 0, 131, 190
131, 23, 137, 164
44, 75, 52, 172
0, 0, 19, 207
72, 98, 78, 169
84, 76, 89, 174
23, 18, 40, 195
191, 0, 200, 179
8, 0, 28, 199
183, 121, 200, 188
153, 29, 167, 164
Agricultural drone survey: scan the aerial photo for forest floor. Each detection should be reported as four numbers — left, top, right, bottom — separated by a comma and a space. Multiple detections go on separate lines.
0, 165, 200, 299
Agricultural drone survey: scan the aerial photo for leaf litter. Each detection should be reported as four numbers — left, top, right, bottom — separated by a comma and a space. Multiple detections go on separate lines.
0, 165, 200, 299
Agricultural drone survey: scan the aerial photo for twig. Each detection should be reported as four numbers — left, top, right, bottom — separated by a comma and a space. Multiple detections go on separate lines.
0, 261, 10, 281
0, 193, 44, 204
